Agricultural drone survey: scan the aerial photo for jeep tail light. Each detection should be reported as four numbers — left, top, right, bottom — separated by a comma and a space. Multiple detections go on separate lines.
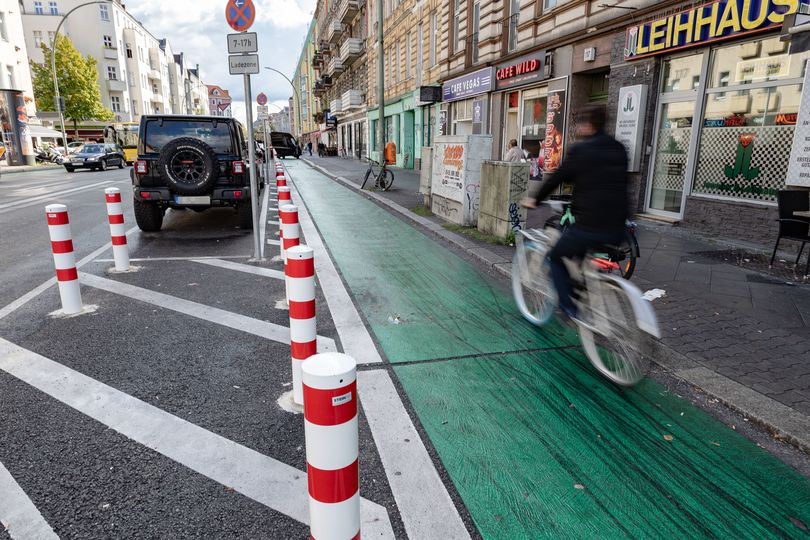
135, 160, 147, 175
232, 161, 245, 174
233, 190, 243, 198
141, 191, 151, 199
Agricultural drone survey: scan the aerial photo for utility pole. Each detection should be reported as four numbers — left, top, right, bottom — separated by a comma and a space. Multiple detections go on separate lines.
377, 0, 384, 162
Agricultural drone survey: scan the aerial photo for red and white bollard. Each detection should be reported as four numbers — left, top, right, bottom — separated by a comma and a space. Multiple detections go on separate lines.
45, 204, 83, 314
278, 186, 291, 204
276, 169, 285, 178
286, 245, 316, 405
276, 175, 287, 188
279, 203, 300, 281
302, 352, 360, 540
104, 187, 130, 271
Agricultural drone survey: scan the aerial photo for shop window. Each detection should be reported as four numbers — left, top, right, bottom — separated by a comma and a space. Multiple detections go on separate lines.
708, 36, 806, 87
521, 88, 548, 160
662, 54, 704, 93
452, 98, 474, 135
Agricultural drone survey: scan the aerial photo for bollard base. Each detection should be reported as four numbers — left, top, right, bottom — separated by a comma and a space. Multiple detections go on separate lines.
48, 304, 98, 319
106, 265, 141, 275
276, 390, 303, 414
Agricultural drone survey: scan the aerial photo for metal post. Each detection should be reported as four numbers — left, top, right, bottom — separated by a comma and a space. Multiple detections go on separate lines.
377, 0, 385, 163
264, 117, 271, 184
243, 73, 261, 260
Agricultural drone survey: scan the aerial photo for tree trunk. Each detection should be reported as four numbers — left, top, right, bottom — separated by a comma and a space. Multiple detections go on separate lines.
72, 119, 79, 142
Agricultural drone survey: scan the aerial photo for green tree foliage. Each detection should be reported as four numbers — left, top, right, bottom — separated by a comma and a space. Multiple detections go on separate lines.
31, 34, 114, 135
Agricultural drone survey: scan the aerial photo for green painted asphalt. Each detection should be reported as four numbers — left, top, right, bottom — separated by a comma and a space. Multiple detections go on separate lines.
288, 162, 810, 538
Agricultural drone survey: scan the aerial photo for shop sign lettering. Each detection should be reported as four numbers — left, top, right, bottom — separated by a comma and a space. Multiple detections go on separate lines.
496, 59, 540, 81
624, 0, 801, 60
442, 68, 493, 102
494, 51, 549, 91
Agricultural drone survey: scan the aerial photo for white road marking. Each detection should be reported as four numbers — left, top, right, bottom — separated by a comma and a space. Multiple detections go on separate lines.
267, 220, 279, 225
0, 460, 59, 540
287, 164, 471, 538
0, 226, 139, 321
0, 179, 121, 213
192, 258, 285, 280
79, 272, 336, 351
0, 339, 393, 538
93, 255, 251, 262
267, 239, 280, 246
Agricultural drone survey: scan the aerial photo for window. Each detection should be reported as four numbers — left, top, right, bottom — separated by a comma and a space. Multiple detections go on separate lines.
453, 0, 462, 52
406, 33, 412, 79
143, 119, 235, 154
126, 44, 132, 58
131, 100, 137, 115
99, 4, 109, 21
103, 35, 113, 48
5, 65, 14, 89
662, 54, 704, 93
111, 96, 121, 112
138, 47, 143, 62
107, 66, 117, 80
472, 2, 480, 63
34, 1, 43, 15
0, 13, 7, 42
429, 12, 437, 66
397, 40, 402, 81
33, 30, 43, 47
508, 0, 519, 53
544, 0, 557, 11
452, 98, 474, 135
48, 2, 57, 15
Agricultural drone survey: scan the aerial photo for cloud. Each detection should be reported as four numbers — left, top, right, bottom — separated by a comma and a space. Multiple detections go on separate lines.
127, 0, 315, 125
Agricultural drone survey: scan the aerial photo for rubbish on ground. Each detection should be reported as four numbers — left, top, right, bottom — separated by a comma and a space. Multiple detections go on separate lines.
642, 288, 666, 301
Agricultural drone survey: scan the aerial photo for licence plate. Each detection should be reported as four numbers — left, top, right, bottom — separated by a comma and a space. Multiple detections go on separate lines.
174, 196, 210, 205
71, 160, 82, 164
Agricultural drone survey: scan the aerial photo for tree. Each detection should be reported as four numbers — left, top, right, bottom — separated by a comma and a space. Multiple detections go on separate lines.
31, 34, 114, 138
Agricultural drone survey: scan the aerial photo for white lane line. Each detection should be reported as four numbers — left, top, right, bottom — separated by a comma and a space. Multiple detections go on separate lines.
93, 255, 251, 263
192, 258, 285, 280
288, 166, 471, 538
259, 181, 270, 259
267, 239, 280, 246
0, 460, 59, 540
267, 220, 279, 225
0, 179, 119, 213
0, 226, 138, 321
287, 179, 380, 365
0, 339, 394, 538
78, 272, 336, 352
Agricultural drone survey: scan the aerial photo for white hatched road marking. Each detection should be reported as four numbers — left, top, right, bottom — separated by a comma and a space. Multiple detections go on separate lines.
285, 163, 471, 539
0, 179, 122, 214
0, 460, 58, 540
0, 338, 394, 538
93, 255, 251, 263
78, 272, 336, 351
192, 258, 285, 280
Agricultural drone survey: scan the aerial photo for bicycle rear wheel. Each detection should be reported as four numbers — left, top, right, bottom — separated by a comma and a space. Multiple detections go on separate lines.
361, 163, 378, 189
511, 239, 556, 326
578, 280, 649, 386
379, 169, 394, 191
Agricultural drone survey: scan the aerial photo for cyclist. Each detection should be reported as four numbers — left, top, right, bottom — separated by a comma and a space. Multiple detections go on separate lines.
520, 105, 629, 323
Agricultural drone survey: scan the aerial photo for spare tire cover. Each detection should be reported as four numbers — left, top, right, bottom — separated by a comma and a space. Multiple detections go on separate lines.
157, 137, 219, 195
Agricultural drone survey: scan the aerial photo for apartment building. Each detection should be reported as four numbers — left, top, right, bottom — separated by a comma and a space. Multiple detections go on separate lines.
293, 19, 319, 141
269, 106, 291, 133
207, 84, 232, 117
0, 0, 35, 114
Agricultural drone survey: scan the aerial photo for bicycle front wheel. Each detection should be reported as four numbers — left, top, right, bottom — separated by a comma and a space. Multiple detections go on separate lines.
379, 169, 394, 191
361, 165, 377, 190
511, 241, 556, 326
578, 280, 649, 386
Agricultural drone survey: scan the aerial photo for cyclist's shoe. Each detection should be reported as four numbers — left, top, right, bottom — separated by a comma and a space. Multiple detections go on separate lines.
563, 306, 598, 332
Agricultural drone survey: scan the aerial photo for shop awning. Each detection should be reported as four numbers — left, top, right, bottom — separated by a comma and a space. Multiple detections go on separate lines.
28, 125, 63, 139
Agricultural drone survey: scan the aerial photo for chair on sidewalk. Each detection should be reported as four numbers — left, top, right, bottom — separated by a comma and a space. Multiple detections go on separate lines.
770, 190, 810, 275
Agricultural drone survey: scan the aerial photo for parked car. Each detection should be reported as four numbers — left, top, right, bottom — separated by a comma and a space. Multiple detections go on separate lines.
130, 114, 258, 232
66, 141, 85, 154
270, 131, 301, 159
64, 144, 125, 172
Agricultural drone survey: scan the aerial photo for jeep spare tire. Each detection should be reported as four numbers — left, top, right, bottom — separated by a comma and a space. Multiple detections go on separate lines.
157, 137, 218, 195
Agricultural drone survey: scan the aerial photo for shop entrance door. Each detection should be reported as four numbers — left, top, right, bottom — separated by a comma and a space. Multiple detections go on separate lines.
403, 110, 415, 169
646, 98, 698, 218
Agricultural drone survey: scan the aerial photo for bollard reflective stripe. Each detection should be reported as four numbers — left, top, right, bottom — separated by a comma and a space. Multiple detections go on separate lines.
286, 245, 316, 405
104, 187, 130, 271
45, 204, 82, 314
280, 204, 300, 253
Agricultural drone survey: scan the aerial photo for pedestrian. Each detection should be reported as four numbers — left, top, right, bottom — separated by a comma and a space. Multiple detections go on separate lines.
504, 139, 524, 162
306, 141, 312, 156
317, 142, 325, 157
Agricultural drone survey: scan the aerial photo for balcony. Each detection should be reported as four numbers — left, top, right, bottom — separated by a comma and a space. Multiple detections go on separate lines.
106, 79, 126, 92
327, 20, 343, 44
338, 0, 360, 24
103, 47, 118, 60
148, 68, 161, 80
313, 81, 326, 97
340, 37, 363, 66
330, 98, 342, 114
326, 56, 344, 76
341, 90, 364, 111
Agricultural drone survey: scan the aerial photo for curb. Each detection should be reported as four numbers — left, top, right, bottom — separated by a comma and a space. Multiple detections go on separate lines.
301, 158, 810, 454
0, 164, 63, 175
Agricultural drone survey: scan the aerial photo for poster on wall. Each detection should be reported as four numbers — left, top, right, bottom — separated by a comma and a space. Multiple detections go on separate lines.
438, 110, 448, 136
472, 99, 487, 135
543, 89, 566, 173
432, 141, 466, 201
786, 67, 810, 187
615, 85, 647, 172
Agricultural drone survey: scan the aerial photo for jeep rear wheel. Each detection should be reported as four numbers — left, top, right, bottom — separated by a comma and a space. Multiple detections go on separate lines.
237, 203, 253, 229
134, 199, 163, 232
157, 137, 218, 195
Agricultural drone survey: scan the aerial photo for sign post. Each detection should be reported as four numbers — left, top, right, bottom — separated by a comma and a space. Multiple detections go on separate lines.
226, 0, 261, 259
257, 94, 270, 184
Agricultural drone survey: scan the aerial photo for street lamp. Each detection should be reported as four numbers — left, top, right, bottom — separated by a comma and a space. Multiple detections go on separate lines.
50, 0, 112, 149
264, 67, 301, 139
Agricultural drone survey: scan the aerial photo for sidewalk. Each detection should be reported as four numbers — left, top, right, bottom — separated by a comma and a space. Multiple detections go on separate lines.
301, 156, 810, 452
0, 163, 63, 177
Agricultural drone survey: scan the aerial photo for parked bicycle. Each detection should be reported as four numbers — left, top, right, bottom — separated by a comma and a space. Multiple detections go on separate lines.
512, 201, 660, 386
361, 157, 394, 191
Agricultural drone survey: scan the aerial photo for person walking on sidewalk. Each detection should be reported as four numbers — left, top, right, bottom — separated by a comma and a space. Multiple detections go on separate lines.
520, 105, 629, 322
505, 139, 524, 162
306, 141, 313, 156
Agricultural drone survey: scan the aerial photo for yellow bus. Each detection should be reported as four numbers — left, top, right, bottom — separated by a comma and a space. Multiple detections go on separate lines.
104, 122, 139, 164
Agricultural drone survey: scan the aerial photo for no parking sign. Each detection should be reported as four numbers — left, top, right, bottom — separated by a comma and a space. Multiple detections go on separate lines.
225, 0, 255, 32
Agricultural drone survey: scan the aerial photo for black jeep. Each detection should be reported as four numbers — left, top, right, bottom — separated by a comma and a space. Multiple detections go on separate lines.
131, 115, 259, 232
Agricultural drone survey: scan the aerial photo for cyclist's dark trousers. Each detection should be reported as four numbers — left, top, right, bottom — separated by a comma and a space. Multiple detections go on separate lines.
548, 226, 624, 316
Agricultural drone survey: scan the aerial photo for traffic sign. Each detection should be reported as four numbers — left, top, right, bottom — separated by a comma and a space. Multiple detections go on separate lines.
225, 0, 255, 32
257, 93, 267, 106
227, 32, 257, 54
228, 54, 260, 75
257, 105, 268, 114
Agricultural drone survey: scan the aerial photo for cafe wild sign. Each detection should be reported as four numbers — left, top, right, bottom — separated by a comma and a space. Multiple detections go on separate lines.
624, 0, 800, 60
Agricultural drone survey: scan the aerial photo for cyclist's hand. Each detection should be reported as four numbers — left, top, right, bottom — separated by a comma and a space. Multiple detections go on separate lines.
520, 197, 537, 209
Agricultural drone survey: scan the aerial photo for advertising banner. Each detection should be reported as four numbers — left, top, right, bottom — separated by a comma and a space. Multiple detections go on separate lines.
543, 89, 566, 173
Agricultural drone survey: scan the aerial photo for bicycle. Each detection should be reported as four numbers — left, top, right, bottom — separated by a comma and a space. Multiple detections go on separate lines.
361, 158, 394, 191
512, 201, 660, 386
546, 196, 640, 279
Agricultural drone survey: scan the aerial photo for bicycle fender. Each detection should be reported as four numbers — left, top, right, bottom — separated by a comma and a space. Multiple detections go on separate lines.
601, 274, 661, 338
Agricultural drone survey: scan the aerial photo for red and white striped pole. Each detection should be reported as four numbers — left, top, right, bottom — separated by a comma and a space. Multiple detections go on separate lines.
45, 204, 83, 314
302, 352, 360, 540
286, 245, 316, 405
279, 204, 300, 299
277, 187, 293, 260
104, 187, 130, 271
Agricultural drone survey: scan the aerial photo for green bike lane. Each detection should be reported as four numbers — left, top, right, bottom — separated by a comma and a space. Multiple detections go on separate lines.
286, 161, 810, 538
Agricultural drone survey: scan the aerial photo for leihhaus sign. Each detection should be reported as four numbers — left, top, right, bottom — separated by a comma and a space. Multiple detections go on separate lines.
624, 0, 800, 60
494, 51, 549, 91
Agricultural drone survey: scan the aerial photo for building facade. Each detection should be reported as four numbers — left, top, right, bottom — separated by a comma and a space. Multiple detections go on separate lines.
269, 106, 291, 133
0, 0, 36, 116
207, 84, 232, 117
293, 18, 320, 144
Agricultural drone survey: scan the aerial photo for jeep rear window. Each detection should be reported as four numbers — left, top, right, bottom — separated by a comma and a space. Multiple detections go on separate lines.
143, 120, 234, 154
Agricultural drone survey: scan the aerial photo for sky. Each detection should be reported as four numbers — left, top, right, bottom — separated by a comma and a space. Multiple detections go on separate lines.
128, 0, 316, 125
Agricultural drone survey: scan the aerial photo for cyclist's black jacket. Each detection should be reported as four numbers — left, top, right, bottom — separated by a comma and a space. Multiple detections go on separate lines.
532, 131, 629, 233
